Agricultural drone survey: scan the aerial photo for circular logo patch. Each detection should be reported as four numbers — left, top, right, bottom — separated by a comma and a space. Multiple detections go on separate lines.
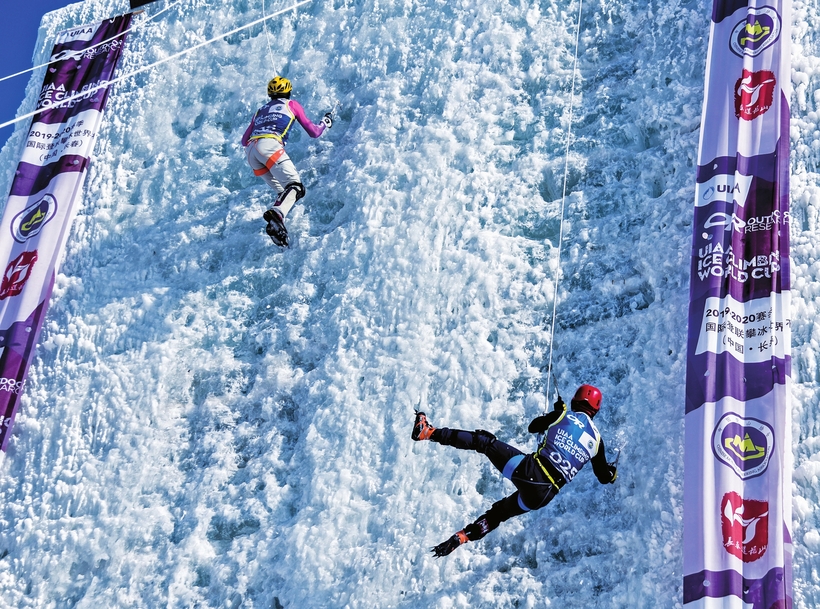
711, 413, 774, 480
729, 7, 781, 57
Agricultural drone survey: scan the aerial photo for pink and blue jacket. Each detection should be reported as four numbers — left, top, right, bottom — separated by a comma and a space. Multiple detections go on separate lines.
241, 98, 325, 146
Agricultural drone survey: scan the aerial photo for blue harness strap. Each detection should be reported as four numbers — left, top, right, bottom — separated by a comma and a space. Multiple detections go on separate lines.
501, 454, 525, 480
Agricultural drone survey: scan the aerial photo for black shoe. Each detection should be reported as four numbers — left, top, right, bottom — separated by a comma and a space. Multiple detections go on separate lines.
431, 530, 469, 558
264, 210, 289, 247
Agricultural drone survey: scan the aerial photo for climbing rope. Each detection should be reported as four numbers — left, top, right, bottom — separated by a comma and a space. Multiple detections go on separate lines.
543, 0, 584, 412
262, 0, 279, 75
0, 0, 312, 131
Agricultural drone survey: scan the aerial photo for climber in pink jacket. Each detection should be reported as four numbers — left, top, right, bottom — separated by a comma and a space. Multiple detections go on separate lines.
242, 76, 332, 246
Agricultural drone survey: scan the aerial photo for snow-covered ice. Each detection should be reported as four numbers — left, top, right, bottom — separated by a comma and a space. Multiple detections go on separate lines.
0, 0, 818, 607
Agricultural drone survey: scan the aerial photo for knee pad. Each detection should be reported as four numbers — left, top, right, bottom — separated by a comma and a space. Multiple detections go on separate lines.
472, 429, 496, 454
283, 182, 305, 201
274, 183, 306, 218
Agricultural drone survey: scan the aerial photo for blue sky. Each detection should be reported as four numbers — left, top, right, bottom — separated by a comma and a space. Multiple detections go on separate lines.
0, 1, 79, 149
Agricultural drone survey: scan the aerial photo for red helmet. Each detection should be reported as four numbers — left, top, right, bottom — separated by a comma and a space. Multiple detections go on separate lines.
571, 384, 602, 416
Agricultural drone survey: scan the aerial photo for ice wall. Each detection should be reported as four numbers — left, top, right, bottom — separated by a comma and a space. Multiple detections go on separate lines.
0, 0, 817, 607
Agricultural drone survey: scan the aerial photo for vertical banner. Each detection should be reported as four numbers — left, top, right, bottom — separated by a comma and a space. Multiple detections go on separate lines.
0, 15, 131, 451
684, 1, 792, 608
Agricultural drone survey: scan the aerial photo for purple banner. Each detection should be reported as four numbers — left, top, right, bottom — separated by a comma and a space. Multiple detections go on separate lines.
0, 15, 131, 451
684, 1, 792, 607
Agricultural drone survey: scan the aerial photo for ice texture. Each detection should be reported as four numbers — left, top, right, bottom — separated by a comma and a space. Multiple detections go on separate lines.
0, 0, 818, 607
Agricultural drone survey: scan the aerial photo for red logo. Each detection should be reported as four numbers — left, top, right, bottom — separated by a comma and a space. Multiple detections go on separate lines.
734, 69, 776, 121
721, 491, 768, 562
0, 251, 38, 300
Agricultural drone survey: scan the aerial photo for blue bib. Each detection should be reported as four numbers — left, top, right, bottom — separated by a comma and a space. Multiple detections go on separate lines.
538, 410, 601, 482
249, 99, 296, 142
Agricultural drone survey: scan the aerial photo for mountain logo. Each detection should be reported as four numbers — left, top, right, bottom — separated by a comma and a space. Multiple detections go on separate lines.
734, 69, 776, 121
712, 413, 774, 480
11, 194, 58, 243
721, 491, 769, 562
0, 251, 38, 301
729, 7, 781, 57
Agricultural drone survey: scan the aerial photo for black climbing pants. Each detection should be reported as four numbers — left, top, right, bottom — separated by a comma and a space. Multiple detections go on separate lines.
431, 427, 559, 541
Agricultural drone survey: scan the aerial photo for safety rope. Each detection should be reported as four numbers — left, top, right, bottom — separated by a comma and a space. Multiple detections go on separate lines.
0, 0, 312, 131
0, 0, 184, 85
262, 0, 279, 75
543, 0, 584, 412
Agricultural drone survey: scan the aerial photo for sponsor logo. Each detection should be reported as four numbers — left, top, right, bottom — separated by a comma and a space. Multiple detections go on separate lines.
53, 25, 98, 48
566, 413, 585, 429
0, 251, 38, 301
704, 211, 745, 233
702, 209, 788, 235
729, 7, 782, 57
65, 26, 95, 39
50, 49, 89, 63
0, 378, 25, 395
695, 173, 753, 208
721, 491, 769, 562
712, 413, 774, 479
734, 69, 776, 121
49, 39, 123, 63
10, 195, 58, 243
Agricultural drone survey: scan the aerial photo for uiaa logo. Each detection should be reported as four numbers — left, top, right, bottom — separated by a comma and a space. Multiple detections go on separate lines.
10, 194, 58, 243
712, 412, 774, 480
0, 251, 38, 301
734, 69, 776, 121
721, 491, 768, 563
729, 7, 782, 57
695, 173, 753, 208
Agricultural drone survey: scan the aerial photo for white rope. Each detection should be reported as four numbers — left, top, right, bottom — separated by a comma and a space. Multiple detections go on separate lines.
543, 0, 584, 412
262, 0, 279, 75
0, 0, 312, 132
0, 0, 185, 85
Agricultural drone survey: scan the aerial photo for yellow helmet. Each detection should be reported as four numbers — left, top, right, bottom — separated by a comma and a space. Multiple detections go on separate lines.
267, 76, 292, 98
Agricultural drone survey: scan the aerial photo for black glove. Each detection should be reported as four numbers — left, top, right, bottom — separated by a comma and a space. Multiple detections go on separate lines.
321, 112, 333, 128
553, 397, 565, 411
431, 531, 468, 558
528, 414, 551, 434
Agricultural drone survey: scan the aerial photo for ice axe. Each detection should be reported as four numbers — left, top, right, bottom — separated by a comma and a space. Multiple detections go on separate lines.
612, 439, 628, 467
552, 372, 561, 403
328, 99, 341, 120
322, 99, 341, 130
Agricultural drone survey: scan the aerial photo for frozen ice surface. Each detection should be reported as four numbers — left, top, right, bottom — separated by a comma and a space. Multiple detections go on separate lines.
0, 0, 818, 607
